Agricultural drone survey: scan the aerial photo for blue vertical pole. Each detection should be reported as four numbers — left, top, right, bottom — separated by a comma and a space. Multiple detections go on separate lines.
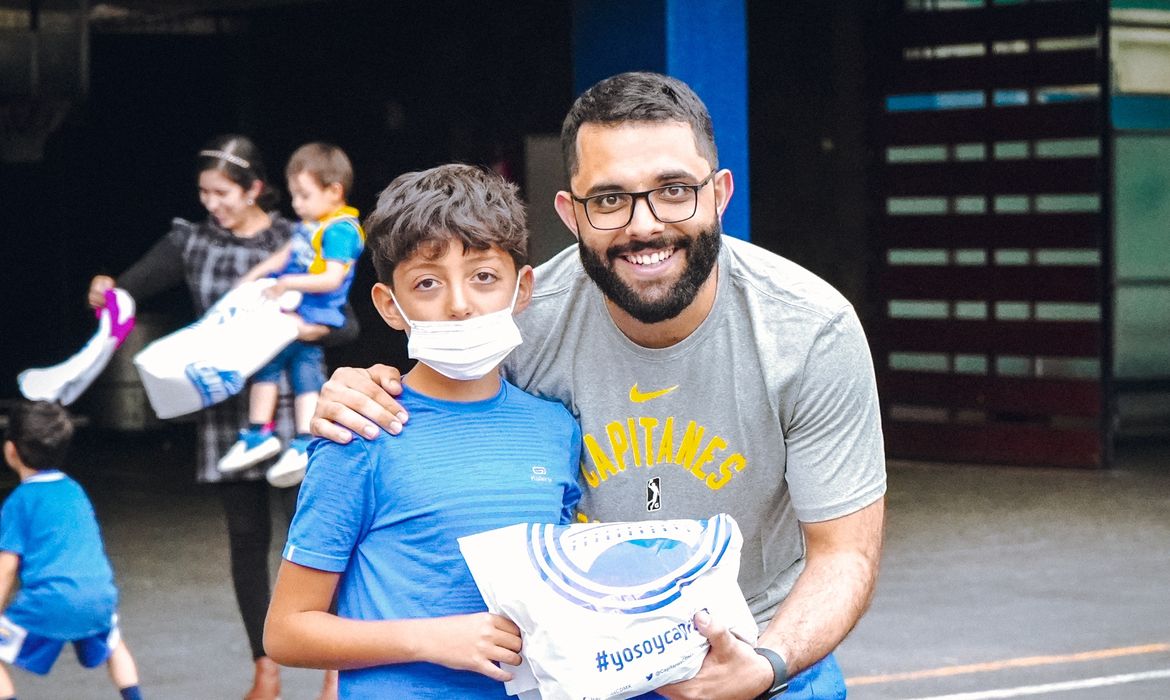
572, 0, 750, 240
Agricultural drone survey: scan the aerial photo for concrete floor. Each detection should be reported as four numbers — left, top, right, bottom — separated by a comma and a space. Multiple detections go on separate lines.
2, 426, 1168, 699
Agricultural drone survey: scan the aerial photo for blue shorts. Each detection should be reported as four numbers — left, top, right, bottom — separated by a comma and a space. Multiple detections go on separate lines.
0, 613, 121, 675
253, 341, 325, 396
632, 652, 845, 700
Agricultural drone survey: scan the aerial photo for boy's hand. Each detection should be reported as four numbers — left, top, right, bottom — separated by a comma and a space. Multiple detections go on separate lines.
263, 279, 288, 299
422, 612, 523, 682
311, 365, 409, 441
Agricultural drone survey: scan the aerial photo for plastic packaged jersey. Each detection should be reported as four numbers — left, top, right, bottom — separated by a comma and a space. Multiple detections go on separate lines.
459, 513, 757, 700
132, 279, 301, 419
19, 287, 136, 406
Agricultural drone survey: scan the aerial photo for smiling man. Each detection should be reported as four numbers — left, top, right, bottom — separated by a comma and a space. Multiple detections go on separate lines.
311, 72, 886, 700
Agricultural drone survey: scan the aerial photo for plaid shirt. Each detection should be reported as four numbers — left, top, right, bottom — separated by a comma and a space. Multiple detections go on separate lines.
128, 215, 298, 483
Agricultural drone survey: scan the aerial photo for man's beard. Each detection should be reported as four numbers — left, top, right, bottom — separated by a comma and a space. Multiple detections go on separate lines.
577, 220, 722, 324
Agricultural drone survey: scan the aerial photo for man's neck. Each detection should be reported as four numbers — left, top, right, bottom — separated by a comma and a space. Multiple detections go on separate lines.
403, 363, 502, 402
605, 263, 719, 349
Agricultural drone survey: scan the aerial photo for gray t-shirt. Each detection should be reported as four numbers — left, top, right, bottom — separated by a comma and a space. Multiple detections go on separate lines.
503, 236, 886, 624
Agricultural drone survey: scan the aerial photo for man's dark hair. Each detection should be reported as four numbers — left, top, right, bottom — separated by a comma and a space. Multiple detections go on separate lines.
560, 71, 718, 179
366, 164, 528, 284
5, 401, 74, 471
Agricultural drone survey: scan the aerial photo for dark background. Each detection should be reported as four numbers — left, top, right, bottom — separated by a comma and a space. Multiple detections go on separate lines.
2, 0, 878, 410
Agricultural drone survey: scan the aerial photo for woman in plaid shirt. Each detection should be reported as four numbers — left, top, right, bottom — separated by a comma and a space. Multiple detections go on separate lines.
87, 135, 353, 700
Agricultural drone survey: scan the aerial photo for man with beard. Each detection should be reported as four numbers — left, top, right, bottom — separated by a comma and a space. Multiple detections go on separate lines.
310, 72, 886, 700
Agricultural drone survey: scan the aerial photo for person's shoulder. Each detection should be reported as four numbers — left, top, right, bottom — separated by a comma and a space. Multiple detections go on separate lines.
722, 235, 852, 318
307, 433, 386, 471
502, 381, 576, 424
531, 244, 588, 301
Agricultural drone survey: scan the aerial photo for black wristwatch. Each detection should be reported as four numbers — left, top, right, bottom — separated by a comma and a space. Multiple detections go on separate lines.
753, 647, 789, 699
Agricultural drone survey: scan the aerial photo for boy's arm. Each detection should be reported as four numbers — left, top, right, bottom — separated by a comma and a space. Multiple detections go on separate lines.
271, 260, 350, 295
265, 560, 523, 679
239, 242, 293, 285
0, 552, 20, 608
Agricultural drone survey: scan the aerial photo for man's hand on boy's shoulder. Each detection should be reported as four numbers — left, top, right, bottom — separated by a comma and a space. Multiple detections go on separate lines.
311, 364, 409, 442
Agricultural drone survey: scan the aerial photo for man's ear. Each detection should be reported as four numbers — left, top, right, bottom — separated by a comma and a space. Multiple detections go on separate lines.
553, 191, 581, 240
513, 265, 536, 315
714, 169, 734, 219
371, 283, 408, 332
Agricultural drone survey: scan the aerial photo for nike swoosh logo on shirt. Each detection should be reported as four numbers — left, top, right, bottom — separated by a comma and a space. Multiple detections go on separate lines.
629, 384, 679, 403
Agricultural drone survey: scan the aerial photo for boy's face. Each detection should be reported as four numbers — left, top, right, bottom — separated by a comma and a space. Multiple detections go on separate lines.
370, 242, 533, 330
288, 170, 344, 222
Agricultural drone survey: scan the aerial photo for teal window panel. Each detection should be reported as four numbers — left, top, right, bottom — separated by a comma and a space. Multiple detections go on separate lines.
956, 196, 988, 214
1036, 249, 1101, 265
995, 195, 1031, 213
955, 249, 988, 266
1035, 302, 1101, 321
996, 355, 1033, 376
955, 301, 989, 319
888, 145, 948, 163
994, 89, 1031, 106
888, 197, 949, 215
887, 91, 985, 112
1035, 138, 1100, 158
1114, 287, 1170, 378
954, 143, 987, 161
889, 300, 950, 319
890, 352, 950, 372
888, 249, 949, 265
995, 249, 1032, 265
995, 301, 1033, 320
994, 141, 1031, 159
1114, 135, 1170, 281
1036, 357, 1100, 380
954, 354, 989, 375
1035, 194, 1101, 212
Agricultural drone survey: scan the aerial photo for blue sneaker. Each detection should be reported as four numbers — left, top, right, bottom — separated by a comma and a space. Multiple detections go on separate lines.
218, 426, 281, 473
266, 436, 310, 488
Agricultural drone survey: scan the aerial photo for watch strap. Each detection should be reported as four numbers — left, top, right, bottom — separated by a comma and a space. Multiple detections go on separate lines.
753, 646, 789, 699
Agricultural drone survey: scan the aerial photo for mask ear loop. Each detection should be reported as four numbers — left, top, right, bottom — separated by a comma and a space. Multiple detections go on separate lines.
388, 291, 414, 328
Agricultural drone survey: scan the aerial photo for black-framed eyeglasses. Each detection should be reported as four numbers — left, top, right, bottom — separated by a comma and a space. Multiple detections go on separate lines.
570, 169, 717, 230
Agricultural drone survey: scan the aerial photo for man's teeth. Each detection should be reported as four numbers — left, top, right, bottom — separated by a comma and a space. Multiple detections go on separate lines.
627, 248, 673, 265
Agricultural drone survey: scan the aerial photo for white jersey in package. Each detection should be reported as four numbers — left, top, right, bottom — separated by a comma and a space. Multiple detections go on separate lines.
19, 287, 136, 406
458, 513, 757, 700
132, 279, 301, 419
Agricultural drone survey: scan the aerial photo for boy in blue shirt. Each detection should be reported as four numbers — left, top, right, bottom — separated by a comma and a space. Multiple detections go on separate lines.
0, 401, 143, 700
264, 164, 582, 698
219, 142, 366, 487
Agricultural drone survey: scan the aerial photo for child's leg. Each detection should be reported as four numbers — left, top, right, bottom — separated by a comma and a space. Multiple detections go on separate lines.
105, 639, 139, 690
0, 662, 15, 698
248, 382, 280, 426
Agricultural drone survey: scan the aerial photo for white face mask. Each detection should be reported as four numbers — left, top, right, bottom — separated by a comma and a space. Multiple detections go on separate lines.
391, 280, 524, 381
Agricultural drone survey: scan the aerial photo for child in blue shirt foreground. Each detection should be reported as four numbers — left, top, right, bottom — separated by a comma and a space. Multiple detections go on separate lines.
0, 401, 143, 700
264, 164, 582, 698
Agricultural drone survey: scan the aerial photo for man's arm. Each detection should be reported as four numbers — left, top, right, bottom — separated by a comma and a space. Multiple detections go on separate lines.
309, 365, 410, 440
264, 559, 523, 678
658, 498, 884, 700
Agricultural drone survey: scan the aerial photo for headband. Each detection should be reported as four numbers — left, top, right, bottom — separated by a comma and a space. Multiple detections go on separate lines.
198, 149, 251, 170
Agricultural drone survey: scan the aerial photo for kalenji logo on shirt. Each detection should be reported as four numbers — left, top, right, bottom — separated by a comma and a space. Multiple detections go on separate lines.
531, 465, 551, 484
628, 383, 679, 403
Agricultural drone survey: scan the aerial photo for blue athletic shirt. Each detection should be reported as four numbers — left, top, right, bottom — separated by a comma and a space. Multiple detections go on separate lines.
0, 471, 118, 639
282, 212, 364, 327
285, 379, 582, 699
